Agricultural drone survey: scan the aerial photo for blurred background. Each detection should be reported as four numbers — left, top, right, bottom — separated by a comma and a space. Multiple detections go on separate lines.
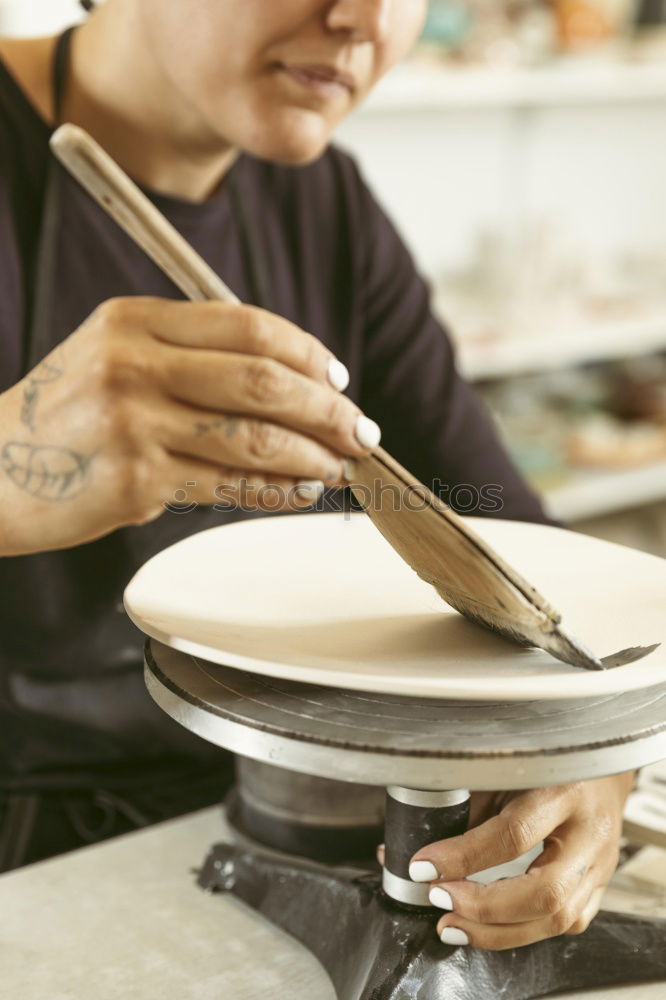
1, 0, 665, 556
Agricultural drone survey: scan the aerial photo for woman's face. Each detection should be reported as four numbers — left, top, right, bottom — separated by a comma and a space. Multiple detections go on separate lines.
137, 0, 427, 163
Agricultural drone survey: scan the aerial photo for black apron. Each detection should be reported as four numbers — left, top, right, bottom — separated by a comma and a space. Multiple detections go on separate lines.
0, 26, 278, 870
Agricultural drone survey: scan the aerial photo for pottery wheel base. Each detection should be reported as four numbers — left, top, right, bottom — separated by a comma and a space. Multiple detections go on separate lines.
198, 842, 666, 1000
146, 640, 666, 997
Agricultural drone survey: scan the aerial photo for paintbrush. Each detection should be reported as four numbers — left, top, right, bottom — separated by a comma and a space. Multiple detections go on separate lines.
50, 124, 659, 672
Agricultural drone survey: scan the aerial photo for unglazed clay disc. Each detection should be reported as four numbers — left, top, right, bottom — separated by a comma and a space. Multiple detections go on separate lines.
124, 513, 666, 701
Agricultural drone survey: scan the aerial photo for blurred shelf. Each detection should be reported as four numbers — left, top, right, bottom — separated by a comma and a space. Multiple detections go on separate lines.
362, 61, 666, 113
543, 459, 666, 521
450, 313, 666, 381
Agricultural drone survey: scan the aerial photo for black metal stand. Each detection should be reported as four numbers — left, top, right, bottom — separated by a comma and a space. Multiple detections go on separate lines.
198, 842, 666, 1000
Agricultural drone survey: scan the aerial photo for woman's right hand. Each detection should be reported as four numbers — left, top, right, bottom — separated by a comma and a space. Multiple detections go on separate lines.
0, 297, 379, 556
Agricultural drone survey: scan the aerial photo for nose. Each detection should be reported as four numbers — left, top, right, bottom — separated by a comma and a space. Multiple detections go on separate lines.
326, 0, 393, 44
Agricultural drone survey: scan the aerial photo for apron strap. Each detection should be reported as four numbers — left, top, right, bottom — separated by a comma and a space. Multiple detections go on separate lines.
52, 26, 76, 124
23, 27, 77, 373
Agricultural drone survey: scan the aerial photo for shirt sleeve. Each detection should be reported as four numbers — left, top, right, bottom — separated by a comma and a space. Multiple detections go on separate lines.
352, 161, 560, 528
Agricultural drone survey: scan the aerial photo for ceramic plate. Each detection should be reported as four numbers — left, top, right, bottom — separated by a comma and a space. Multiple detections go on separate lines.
124, 513, 666, 701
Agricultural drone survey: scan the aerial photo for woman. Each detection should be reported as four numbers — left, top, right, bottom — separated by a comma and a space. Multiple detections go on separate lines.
0, 0, 635, 951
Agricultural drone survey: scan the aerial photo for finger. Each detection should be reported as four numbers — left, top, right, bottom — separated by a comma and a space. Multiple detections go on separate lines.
428, 823, 600, 924
377, 844, 385, 866
410, 786, 575, 882
156, 400, 346, 486
137, 298, 349, 390
157, 347, 379, 457
565, 886, 605, 935
160, 454, 323, 515
435, 878, 603, 951
468, 791, 513, 829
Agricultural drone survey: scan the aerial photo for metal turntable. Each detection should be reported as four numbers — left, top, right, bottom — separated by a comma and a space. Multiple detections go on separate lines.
145, 639, 666, 1000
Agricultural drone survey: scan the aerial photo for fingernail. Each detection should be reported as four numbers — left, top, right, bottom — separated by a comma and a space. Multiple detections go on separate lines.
355, 415, 381, 450
328, 358, 350, 392
343, 458, 355, 482
295, 480, 325, 502
429, 887, 453, 910
409, 860, 439, 882
439, 927, 469, 946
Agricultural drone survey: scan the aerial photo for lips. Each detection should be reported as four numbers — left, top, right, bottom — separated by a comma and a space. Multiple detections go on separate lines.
278, 63, 356, 94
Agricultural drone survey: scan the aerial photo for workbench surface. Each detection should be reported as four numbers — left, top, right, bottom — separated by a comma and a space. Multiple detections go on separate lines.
0, 807, 663, 999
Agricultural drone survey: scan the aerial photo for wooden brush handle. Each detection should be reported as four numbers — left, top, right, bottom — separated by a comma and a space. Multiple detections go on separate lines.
50, 124, 240, 306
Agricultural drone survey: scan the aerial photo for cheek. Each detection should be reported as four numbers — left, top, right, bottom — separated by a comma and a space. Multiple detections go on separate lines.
379, 2, 428, 74
138, 0, 260, 100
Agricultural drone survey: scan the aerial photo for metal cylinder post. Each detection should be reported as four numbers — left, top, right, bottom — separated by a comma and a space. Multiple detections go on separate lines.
382, 786, 470, 906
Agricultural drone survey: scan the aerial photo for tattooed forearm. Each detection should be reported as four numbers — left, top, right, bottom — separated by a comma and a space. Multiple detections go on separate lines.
1, 442, 91, 501
195, 415, 239, 439
20, 350, 66, 431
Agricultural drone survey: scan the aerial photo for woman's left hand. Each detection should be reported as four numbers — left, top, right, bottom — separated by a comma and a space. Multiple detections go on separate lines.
408, 772, 636, 950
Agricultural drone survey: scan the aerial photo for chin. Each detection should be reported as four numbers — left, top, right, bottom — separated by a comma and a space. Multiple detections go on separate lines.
235, 107, 338, 166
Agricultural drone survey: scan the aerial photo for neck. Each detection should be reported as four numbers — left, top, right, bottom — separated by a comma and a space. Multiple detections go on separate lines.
64, 2, 238, 201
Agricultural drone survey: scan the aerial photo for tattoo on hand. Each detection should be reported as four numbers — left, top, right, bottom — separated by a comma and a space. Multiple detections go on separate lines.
1, 441, 91, 501
20, 383, 40, 431
20, 349, 66, 431
195, 416, 239, 439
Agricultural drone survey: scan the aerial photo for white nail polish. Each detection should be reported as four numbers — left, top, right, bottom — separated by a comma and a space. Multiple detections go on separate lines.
439, 927, 469, 947
429, 887, 453, 910
295, 480, 325, 503
355, 415, 381, 450
328, 358, 350, 392
409, 860, 439, 882
342, 459, 355, 482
